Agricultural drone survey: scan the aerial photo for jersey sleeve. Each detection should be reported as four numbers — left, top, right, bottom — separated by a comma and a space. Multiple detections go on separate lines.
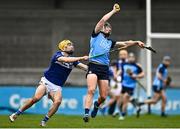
73, 61, 80, 67
110, 39, 116, 48
137, 65, 143, 74
108, 69, 114, 77
158, 66, 165, 74
91, 29, 100, 38
54, 52, 63, 61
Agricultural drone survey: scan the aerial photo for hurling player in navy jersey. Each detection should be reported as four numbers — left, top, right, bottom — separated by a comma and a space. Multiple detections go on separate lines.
83, 4, 145, 122
9, 40, 88, 126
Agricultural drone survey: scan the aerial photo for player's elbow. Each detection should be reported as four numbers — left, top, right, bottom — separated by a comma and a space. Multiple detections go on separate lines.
138, 72, 144, 78
58, 57, 70, 63
99, 19, 105, 25
141, 72, 145, 78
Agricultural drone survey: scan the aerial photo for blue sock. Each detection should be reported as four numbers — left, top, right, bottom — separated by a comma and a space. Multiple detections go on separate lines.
94, 101, 99, 108
15, 110, 22, 115
121, 112, 126, 117
42, 115, 49, 122
85, 108, 89, 115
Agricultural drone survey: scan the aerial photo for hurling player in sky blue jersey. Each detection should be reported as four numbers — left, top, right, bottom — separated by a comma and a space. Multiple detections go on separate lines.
119, 53, 144, 120
9, 40, 88, 127
137, 56, 171, 117
83, 4, 145, 122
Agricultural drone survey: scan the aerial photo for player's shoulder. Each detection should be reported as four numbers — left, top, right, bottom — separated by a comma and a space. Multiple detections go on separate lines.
54, 51, 63, 56
91, 29, 101, 38
121, 62, 128, 67
158, 63, 164, 69
51, 51, 63, 61
136, 63, 142, 68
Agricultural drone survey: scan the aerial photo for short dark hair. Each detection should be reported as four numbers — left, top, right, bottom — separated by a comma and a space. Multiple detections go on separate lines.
104, 22, 112, 29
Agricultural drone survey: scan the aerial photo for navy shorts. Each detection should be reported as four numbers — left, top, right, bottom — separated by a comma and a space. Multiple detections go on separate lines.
153, 85, 163, 93
86, 62, 109, 80
121, 86, 134, 96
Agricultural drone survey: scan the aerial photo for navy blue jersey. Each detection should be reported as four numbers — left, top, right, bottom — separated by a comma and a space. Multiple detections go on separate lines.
153, 63, 168, 88
109, 66, 115, 78
116, 59, 128, 70
121, 63, 142, 88
44, 51, 79, 86
89, 30, 116, 65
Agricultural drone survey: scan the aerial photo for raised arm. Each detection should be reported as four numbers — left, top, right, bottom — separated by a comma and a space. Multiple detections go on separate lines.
57, 56, 89, 63
94, 4, 120, 33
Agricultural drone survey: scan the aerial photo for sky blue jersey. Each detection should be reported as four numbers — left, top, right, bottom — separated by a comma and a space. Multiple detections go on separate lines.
44, 51, 79, 86
89, 30, 116, 65
153, 63, 168, 88
121, 62, 142, 89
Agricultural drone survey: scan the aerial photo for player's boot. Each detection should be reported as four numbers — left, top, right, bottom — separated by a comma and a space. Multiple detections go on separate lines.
136, 106, 141, 118
40, 121, 46, 127
112, 111, 119, 117
161, 112, 168, 117
9, 113, 18, 122
118, 116, 125, 120
91, 101, 99, 118
83, 114, 89, 123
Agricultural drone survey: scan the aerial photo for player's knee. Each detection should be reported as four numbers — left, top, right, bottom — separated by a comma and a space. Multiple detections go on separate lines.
32, 97, 40, 103
100, 95, 107, 101
54, 100, 61, 106
162, 98, 167, 103
152, 99, 158, 104
87, 88, 96, 95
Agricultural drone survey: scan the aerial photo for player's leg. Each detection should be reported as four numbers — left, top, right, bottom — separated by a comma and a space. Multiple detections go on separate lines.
138, 87, 161, 106
91, 80, 109, 118
111, 95, 121, 116
9, 84, 46, 122
41, 88, 62, 126
101, 89, 116, 109
115, 85, 123, 115
116, 93, 123, 115
144, 92, 161, 104
160, 90, 167, 117
83, 74, 97, 122
119, 93, 130, 120
136, 92, 161, 117
109, 85, 122, 116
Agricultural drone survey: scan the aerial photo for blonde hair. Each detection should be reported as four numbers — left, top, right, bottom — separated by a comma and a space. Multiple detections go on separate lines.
58, 39, 72, 51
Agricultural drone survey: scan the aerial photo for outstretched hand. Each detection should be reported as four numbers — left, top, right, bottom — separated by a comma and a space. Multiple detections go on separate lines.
136, 41, 145, 48
80, 56, 89, 61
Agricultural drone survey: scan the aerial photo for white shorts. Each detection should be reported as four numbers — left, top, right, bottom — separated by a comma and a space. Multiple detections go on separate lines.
39, 77, 62, 94
110, 80, 122, 96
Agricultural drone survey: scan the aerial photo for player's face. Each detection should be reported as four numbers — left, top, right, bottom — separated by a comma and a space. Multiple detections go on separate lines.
164, 60, 171, 67
65, 43, 74, 55
102, 26, 112, 37
119, 50, 128, 60
128, 55, 135, 63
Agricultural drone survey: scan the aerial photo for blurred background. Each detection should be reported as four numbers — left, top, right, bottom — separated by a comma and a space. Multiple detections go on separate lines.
0, 0, 180, 115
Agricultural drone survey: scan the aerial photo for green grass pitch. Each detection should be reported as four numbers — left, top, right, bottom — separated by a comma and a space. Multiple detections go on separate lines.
1, 114, 180, 128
